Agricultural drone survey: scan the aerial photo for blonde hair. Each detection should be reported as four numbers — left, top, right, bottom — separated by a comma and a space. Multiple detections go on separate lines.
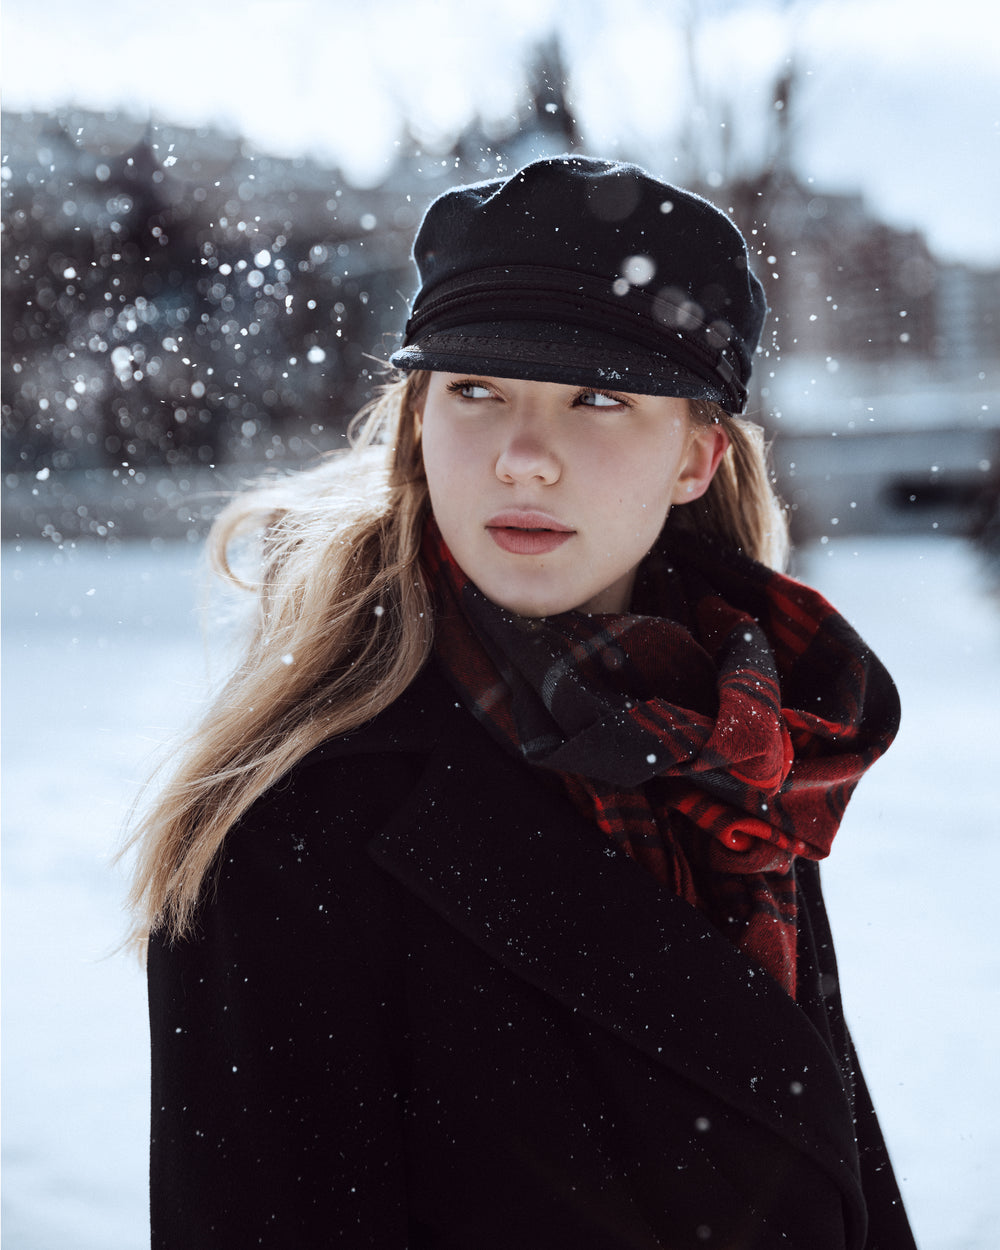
675, 399, 789, 572
125, 374, 786, 944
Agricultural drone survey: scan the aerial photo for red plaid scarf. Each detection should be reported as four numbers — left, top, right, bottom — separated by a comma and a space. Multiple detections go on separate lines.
421, 517, 900, 998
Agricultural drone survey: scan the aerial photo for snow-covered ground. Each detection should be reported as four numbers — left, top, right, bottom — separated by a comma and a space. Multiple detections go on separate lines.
2, 533, 998, 1249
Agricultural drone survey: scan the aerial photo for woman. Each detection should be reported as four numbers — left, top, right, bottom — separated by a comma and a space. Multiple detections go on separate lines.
130, 157, 917, 1248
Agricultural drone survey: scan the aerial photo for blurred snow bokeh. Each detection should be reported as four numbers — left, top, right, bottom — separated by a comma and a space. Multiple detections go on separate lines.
2, 532, 999, 1248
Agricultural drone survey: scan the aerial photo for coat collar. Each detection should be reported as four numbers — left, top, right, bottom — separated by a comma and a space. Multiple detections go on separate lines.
348, 661, 867, 1238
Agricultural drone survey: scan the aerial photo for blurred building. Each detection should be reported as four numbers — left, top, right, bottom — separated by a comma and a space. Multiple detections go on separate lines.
3, 78, 998, 544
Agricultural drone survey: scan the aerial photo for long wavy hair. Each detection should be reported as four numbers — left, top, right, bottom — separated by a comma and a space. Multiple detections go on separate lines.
124, 371, 787, 945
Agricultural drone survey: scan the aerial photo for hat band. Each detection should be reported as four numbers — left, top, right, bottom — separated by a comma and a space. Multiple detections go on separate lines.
402, 264, 748, 410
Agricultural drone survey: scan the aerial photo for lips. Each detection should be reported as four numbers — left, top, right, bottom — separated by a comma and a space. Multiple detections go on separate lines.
485, 510, 575, 556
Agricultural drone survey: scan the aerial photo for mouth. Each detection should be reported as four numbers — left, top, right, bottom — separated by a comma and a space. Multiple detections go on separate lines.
485, 510, 574, 533
485, 511, 575, 556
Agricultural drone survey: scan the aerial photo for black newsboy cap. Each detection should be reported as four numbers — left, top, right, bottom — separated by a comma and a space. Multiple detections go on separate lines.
389, 156, 767, 414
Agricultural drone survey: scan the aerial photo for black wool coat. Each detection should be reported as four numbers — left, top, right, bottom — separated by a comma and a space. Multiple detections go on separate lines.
148, 659, 917, 1250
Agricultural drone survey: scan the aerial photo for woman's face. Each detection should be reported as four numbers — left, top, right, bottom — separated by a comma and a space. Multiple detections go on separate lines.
419, 372, 729, 617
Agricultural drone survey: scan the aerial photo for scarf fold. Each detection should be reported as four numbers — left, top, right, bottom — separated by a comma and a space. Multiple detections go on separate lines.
421, 517, 900, 998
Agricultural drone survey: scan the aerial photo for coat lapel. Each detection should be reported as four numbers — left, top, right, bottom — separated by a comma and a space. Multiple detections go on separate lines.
366, 677, 866, 1232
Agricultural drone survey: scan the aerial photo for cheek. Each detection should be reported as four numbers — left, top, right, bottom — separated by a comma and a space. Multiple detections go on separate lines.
421, 429, 486, 536
610, 457, 678, 526
420, 424, 456, 498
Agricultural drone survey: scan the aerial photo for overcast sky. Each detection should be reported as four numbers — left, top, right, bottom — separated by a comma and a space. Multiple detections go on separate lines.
2, 0, 998, 265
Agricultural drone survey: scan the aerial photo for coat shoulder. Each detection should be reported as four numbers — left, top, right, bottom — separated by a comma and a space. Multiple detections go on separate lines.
220, 658, 459, 879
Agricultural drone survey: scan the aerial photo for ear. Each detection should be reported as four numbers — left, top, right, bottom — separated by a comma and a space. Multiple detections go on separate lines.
670, 423, 730, 505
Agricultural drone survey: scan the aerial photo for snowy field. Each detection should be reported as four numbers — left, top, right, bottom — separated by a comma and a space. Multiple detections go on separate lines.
2, 532, 999, 1249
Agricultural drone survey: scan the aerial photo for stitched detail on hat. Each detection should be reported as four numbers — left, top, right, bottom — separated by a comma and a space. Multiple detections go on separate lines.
408, 265, 743, 359
402, 264, 749, 411
403, 333, 699, 372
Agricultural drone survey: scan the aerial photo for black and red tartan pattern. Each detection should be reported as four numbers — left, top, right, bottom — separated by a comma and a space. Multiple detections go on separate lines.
421, 517, 900, 998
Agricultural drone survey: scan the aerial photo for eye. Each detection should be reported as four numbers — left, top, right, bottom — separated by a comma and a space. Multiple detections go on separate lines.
446, 380, 495, 400
577, 390, 629, 409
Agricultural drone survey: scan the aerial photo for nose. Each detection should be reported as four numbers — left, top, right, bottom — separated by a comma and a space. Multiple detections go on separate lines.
495, 416, 561, 486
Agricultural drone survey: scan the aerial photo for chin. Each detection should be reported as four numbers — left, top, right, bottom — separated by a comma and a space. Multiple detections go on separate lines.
495, 598, 564, 619
482, 582, 576, 619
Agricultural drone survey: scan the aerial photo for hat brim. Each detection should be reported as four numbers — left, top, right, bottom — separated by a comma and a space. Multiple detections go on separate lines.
388, 322, 728, 405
